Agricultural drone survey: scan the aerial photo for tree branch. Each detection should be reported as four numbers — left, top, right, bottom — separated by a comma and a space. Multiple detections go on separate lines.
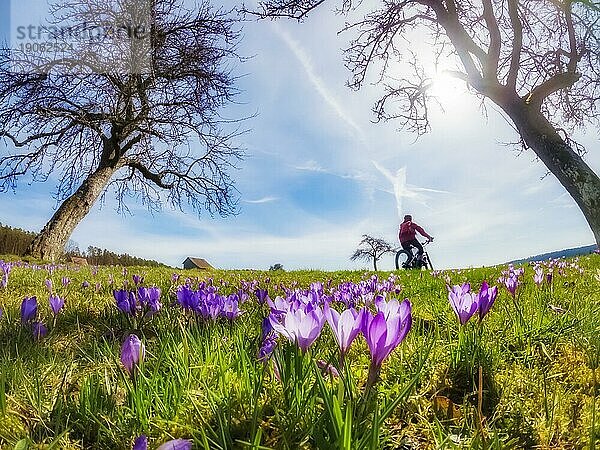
421, 0, 486, 89
506, 0, 523, 90
125, 160, 174, 189
250, 0, 327, 21
526, 71, 581, 109
481, 0, 501, 78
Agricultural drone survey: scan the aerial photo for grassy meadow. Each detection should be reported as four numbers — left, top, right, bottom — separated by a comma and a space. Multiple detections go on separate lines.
0, 254, 599, 449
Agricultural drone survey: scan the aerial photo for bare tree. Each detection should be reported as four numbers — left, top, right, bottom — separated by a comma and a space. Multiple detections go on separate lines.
0, 0, 244, 260
254, 0, 600, 246
350, 234, 394, 271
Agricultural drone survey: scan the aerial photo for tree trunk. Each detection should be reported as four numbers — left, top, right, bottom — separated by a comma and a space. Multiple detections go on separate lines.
373, 257, 378, 271
504, 99, 600, 246
25, 164, 118, 261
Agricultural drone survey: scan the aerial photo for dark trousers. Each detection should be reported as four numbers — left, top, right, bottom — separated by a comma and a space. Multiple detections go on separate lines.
401, 239, 423, 263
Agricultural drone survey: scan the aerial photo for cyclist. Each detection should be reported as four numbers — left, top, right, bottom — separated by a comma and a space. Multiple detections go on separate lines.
398, 214, 434, 267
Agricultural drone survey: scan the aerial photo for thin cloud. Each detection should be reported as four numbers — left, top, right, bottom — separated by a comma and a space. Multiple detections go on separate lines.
295, 160, 368, 181
272, 23, 366, 142
372, 161, 451, 218
244, 196, 279, 204
294, 160, 328, 173
548, 192, 576, 209
73, 212, 381, 270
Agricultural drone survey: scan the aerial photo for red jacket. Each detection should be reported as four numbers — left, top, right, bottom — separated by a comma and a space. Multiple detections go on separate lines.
398, 220, 432, 243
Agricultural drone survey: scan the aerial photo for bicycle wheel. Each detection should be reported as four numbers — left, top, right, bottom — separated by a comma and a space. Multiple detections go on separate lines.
395, 250, 413, 270
422, 252, 434, 270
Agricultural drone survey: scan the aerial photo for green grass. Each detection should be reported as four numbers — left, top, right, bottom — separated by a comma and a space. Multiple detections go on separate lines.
0, 256, 599, 449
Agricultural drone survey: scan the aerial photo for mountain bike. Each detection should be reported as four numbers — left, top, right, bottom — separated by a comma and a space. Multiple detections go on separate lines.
395, 240, 434, 270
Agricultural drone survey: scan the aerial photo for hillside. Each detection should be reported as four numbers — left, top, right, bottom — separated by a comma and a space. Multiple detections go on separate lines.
508, 243, 597, 264
0, 222, 168, 267
0, 254, 599, 447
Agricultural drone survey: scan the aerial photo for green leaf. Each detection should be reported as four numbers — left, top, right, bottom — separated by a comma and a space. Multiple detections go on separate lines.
342, 401, 352, 450
14, 439, 30, 450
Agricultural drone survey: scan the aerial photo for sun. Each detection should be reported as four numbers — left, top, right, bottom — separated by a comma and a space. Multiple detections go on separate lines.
427, 71, 469, 108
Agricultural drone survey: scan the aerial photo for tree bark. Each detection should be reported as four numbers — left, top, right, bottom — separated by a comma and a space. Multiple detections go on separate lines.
373, 258, 378, 271
503, 98, 600, 246
25, 164, 118, 261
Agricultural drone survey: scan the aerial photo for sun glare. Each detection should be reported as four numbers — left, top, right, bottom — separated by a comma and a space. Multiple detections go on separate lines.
427, 71, 468, 108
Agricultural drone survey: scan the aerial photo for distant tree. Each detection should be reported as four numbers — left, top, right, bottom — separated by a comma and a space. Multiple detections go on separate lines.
64, 239, 81, 256
255, 0, 600, 247
0, 0, 244, 261
350, 234, 394, 271
0, 223, 35, 256
269, 263, 284, 271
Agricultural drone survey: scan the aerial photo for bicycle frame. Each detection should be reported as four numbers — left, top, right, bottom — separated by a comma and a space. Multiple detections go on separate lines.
395, 241, 433, 270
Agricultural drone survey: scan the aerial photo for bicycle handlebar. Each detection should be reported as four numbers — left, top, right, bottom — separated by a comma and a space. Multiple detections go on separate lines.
394, 240, 433, 252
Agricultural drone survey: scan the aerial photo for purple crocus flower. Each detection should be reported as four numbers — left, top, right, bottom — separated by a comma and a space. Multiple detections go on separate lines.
448, 283, 478, 325
133, 435, 148, 450
533, 267, 544, 287
199, 293, 222, 319
62, 276, 71, 287
254, 288, 269, 304
49, 294, 65, 315
132, 274, 144, 286
269, 305, 325, 352
21, 296, 37, 323
121, 334, 145, 376
82, 281, 90, 289
177, 285, 199, 311
32, 321, 48, 340
0, 262, 10, 288
374, 297, 407, 319
323, 302, 361, 359
138, 287, 162, 313
267, 296, 293, 315
476, 281, 498, 321
503, 276, 518, 297
156, 439, 192, 450
316, 360, 340, 378
114, 289, 134, 315
261, 316, 273, 341
44, 279, 53, 292
222, 295, 241, 320
361, 299, 412, 385
258, 334, 278, 362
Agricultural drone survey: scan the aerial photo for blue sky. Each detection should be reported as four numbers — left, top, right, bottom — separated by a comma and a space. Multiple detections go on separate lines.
1, 1, 599, 270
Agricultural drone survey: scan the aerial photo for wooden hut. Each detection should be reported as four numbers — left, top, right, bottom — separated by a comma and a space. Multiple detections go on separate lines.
182, 257, 214, 270
70, 256, 88, 266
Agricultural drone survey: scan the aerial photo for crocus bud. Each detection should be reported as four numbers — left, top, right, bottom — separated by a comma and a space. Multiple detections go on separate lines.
156, 439, 192, 450
121, 334, 145, 376
32, 321, 48, 340
49, 294, 65, 315
133, 435, 148, 450
21, 296, 37, 323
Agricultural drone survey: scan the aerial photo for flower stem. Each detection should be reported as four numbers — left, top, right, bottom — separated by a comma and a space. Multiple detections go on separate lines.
478, 364, 486, 447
